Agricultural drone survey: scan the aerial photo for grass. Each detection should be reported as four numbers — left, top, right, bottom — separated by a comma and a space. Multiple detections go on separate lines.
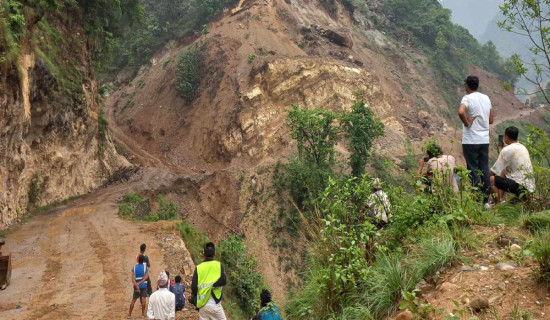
522, 211, 550, 233
411, 234, 461, 280
366, 254, 416, 318
176, 220, 210, 264
493, 203, 526, 227
532, 229, 550, 287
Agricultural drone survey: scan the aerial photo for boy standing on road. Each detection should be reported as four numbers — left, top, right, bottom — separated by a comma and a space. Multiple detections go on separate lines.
129, 255, 149, 319
137, 243, 153, 296
458, 76, 494, 205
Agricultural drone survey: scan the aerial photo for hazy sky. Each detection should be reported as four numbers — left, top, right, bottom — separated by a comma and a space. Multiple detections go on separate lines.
441, 0, 503, 39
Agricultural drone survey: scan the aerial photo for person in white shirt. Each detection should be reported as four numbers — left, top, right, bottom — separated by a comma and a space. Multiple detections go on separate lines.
458, 75, 494, 204
147, 270, 176, 320
490, 126, 535, 204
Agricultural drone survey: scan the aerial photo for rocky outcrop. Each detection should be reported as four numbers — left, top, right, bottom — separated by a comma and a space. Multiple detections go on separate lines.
318, 27, 354, 48
0, 22, 127, 229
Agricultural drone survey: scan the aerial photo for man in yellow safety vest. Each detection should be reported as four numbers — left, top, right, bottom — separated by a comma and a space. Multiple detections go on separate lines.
191, 242, 227, 320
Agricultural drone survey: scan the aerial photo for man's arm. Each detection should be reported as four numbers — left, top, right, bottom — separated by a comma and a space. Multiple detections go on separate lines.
458, 104, 474, 127
191, 268, 198, 296
489, 109, 494, 125
417, 159, 425, 175
213, 265, 227, 287
132, 270, 139, 290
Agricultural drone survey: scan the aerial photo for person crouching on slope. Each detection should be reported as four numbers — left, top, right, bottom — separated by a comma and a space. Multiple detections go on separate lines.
191, 242, 227, 320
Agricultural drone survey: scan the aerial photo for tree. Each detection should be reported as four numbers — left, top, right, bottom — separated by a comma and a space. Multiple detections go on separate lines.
499, 0, 550, 103
342, 98, 385, 177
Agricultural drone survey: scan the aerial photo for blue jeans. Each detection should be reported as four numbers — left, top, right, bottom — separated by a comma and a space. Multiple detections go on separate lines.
462, 144, 490, 202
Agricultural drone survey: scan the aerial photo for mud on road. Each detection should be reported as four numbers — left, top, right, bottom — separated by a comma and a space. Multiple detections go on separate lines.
0, 174, 198, 320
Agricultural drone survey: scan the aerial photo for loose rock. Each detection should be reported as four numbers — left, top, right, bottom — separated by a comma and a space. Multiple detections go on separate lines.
496, 262, 515, 271
510, 244, 522, 252
440, 282, 457, 292
469, 297, 490, 312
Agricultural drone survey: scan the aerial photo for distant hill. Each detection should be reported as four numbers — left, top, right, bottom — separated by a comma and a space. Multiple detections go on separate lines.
441, 0, 502, 39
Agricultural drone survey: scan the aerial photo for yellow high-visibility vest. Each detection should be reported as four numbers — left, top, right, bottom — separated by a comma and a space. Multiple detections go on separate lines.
196, 260, 223, 308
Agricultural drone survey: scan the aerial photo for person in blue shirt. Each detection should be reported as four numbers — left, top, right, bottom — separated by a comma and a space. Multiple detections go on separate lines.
128, 254, 149, 319
170, 275, 186, 311
252, 289, 281, 320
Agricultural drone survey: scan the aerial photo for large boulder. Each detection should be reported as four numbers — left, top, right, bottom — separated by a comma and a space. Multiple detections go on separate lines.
318, 27, 353, 49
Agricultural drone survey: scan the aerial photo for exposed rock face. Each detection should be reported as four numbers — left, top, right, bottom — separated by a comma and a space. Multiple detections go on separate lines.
318, 27, 354, 48
0, 29, 127, 229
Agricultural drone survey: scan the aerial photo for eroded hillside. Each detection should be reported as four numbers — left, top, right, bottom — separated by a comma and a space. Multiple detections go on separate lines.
0, 4, 127, 228
103, 0, 528, 305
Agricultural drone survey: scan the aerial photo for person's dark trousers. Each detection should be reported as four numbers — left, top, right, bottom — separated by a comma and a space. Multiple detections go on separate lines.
462, 144, 490, 202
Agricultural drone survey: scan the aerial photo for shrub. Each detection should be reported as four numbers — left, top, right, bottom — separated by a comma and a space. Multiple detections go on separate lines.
118, 192, 146, 218
532, 229, 550, 287
218, 234, 264, 318
155, 194, 179, 220
248, 53, 255, 63
28, 173, 42, 207
176, 43, 204, 103
522, 211, 550, 233
97, 110, 108, 157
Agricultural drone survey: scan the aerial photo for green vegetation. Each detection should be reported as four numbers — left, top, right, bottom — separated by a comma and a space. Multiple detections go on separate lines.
532, 229, 550, 287
0, 0, 25, 66
108, 0, 234, 73
352, 0, 519, 110
97, 110, 108, 157
342, 98, 385, 177
176, 44, 204, 103
499, 0, 550, 103
219, 234, 264, 318
248, 53, 256, 64
118, 193, 179, 221
28, 173, 42, 207
522, 211, 550, 233
177, 222, 264, 319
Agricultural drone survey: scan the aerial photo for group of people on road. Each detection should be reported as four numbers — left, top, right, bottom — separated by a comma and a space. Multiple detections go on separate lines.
417, 75, 535, 206
128, 243, 186, 319
129, 242, 282, 320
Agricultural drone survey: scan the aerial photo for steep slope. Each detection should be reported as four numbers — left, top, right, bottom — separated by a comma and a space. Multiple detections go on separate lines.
104, 0, 525, 305
0, 4, 128, 228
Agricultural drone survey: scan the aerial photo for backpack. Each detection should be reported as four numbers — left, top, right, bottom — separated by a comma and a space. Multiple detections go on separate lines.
260, 303, 282, 320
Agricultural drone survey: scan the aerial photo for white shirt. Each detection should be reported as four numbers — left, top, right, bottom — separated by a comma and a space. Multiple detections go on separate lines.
147, 288, 176, 320
366, 190, 391, 222
461, 92, 492, 144
491, 142, 535, 193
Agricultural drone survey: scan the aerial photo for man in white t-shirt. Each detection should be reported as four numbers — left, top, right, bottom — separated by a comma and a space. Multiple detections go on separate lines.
490, 126, 535, 203
458, 76, 494, 203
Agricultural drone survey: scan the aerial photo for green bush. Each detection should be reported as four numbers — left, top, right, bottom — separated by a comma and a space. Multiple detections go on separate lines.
97, 110, 108, 157
28, 173, 42, 207
218, 234, 264, 318
155, 194, 179, 220
532, 229, 550, 287
118, 192, 146, 218
176, 44, 204, 103
522, 211, 550, 233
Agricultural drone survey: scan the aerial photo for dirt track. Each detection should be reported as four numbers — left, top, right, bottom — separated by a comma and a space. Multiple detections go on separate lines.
0, 171, 198, 320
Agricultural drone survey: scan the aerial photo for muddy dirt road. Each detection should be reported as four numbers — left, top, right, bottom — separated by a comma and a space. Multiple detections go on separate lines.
0, 170, 197, 320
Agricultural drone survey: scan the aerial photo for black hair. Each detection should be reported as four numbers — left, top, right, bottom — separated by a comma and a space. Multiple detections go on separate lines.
505, 126, 519, 141
175, 275, 182, 283
166, 271, 170, 278
138, 254, 145, 264
140, 243, 146, 252
204, 242, 216, 258
427, 145, 442, 159
260, 289, 272, 308
464, 75, 479, 91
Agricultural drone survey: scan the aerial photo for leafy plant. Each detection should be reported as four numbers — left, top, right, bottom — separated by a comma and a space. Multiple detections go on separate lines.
176, 43, 204, 103
341, 97, 384, 177
218, 234, 264, 318
118, 192, 147, 218
28, 173, 42, 207
97, 110, 108, 157
248, 53, 256, 63
155, 194, 179, 220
